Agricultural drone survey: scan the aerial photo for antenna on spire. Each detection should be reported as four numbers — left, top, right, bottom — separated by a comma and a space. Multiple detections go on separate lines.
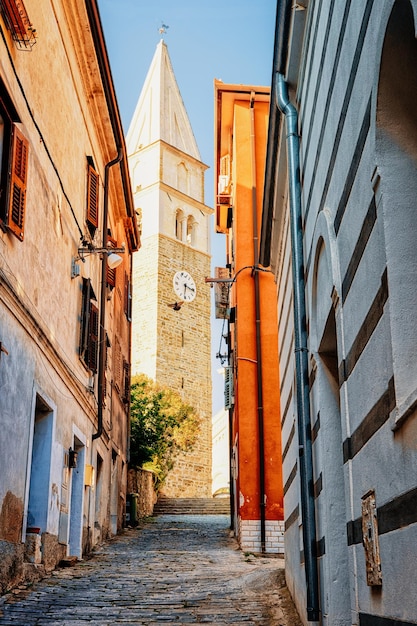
159, 23, 169, 38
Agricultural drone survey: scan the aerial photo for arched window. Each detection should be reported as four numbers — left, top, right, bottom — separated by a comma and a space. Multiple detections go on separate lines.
186, 215, 196, 246
175, 209, 184, 240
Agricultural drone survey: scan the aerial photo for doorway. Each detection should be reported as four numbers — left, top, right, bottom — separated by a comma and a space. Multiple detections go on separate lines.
68, 438, 85, 558
26, 395, 54, 533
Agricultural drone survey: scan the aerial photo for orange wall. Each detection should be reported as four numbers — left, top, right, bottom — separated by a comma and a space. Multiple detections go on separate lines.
231, 100, 283, 521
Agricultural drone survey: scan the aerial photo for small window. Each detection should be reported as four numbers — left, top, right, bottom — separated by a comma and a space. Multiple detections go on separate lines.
86, 159, 99, 236
113, 335, 122, 392
0, 83, 29, 241
103, 334, 111, 407
176, 209, 184, 240
106, 236, 117, 289
7, 126, 28, 240
79, 278, 99, 372
187, 215, 196, 246
124, 272, 132, 321
122, 360, 130, 404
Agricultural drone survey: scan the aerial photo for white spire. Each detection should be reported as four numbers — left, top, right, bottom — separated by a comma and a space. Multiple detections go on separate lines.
126, 40, 201, 160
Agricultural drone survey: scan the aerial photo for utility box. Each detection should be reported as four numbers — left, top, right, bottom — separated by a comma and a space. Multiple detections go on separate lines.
126, 493, 139, 527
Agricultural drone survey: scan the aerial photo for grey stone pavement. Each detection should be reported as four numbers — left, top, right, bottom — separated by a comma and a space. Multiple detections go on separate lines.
0, 515, 302, 625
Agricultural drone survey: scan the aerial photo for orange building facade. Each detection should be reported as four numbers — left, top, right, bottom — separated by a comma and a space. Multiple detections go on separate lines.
214, 82, 284, 553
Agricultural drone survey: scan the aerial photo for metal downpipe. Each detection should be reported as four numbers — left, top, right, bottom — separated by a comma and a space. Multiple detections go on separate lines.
250, 94, 266, 553
275, 73, 320, 621
93, 149, 123, 441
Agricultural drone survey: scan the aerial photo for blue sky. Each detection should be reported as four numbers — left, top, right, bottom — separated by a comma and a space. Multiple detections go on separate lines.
97, 0, 277, 413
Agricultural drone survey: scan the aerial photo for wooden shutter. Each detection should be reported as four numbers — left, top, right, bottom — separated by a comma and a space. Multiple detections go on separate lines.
103, 334, 110, 406
113, 336, 122, 392
122, 360, 130, 404
86, 163, 99, 231
106, 236, 117, 288
79, 278, 90, 359
124, 272, 132, 321
7, 125, 28, 241
86, 303, 99, 372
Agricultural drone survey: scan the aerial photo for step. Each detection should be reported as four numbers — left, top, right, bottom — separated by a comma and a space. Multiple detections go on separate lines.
153, 497, 230, 516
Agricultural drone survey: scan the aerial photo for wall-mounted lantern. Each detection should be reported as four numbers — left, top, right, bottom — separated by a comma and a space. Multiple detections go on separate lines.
68, 447, 78, 469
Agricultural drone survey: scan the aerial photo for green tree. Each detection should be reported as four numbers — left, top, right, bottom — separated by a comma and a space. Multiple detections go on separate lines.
129, 374, 201, 490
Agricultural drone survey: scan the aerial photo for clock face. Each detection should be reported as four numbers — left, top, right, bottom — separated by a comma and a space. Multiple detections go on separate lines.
173, 270, 196, 302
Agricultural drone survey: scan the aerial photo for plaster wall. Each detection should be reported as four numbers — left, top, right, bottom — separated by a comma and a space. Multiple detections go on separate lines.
270, 1, 417, 623
162, 148, 206, 205
0, 0, 135, 590
130, 145, 160, 196
223, 94, 283, 550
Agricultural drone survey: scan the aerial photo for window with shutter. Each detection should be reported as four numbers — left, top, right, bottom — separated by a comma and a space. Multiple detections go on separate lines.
113, 335, 122, 392
103, 334, 111, 407
224, 366, 234, 410
122, 360, 130, 404
0, 80, 28, 241
124, 272, 132, 321
7, 125, 28, 240
86, 161, 99, 236
86, 303, 99, 372
106, 236, 117, 288
79, 278, 98, 373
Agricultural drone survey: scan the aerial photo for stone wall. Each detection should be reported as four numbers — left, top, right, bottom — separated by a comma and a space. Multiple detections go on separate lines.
131, 232, 212, 498
156, 236, 212, 498
127, 469, 157, 519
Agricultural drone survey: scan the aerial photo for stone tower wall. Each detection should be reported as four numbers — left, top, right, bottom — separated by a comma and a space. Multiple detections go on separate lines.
128, 41, 212, 499
131, 233, 212, 497
156, 235, 212, 497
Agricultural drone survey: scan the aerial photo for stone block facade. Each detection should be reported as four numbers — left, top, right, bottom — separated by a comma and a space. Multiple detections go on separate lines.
127, 469, 157, 518
239, 519, 285, 555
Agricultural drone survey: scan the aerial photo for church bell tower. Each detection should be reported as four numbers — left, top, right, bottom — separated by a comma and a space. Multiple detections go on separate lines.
127, 40, 213, 497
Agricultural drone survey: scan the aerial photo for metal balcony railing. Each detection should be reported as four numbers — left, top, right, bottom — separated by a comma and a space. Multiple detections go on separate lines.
0, 0, 36, 49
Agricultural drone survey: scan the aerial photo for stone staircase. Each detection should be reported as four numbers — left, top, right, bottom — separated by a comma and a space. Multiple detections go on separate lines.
153, 496, 230, 516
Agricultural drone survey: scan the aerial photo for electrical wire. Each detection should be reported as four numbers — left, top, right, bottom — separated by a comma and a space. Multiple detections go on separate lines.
0, 254, 95, 400
215, 264, 273, 365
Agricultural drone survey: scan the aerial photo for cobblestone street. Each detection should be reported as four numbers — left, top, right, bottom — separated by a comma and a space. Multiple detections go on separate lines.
0, 515, 301, 625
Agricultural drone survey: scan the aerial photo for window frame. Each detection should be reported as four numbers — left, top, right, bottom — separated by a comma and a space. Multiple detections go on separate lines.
124, 271, 132, 321
106, 235, 118, 289
86, 161, 99, 236
79, 278, 99, 373
0, 88, 28, 241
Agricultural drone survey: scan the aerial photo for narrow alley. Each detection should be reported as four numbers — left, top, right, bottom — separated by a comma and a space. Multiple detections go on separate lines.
0, 514, 301, 626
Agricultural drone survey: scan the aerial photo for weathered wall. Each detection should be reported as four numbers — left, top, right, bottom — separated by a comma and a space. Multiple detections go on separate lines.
156, 236, 212, 498
127, 469, 157, 518
267, 1, 417, 624
214, 84, 283, 553
0, 0, 136, 592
